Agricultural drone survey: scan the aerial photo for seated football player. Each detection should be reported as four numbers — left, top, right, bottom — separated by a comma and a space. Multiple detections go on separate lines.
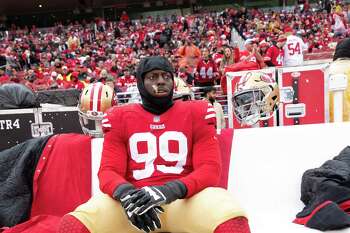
57, 56, 250, 233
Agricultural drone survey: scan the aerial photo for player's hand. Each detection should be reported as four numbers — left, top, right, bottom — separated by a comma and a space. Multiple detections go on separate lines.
113, 184, 163, 232
127, 186, 167, 215
127, 206, 164, 233
115, 184, 139, 212
127, 180, 187, 215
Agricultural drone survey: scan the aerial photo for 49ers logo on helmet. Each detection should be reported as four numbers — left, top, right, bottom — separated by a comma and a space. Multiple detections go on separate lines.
78, 83, 117, 137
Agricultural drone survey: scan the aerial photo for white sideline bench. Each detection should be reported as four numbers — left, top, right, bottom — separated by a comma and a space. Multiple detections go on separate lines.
227, 122, 350, 233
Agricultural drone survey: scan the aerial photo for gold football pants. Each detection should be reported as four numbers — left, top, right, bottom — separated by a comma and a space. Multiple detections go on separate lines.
69, 187, 246, 233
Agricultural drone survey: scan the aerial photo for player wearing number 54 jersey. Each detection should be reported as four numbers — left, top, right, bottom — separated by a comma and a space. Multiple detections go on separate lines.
283, 30, 308, 67
58, 56, 249, 233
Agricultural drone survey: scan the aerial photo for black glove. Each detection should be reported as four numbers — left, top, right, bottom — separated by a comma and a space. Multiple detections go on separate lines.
113, 183, 164, 232
127, 206, 164, 233
113, 183, 139, 211
127, 180, 187, 215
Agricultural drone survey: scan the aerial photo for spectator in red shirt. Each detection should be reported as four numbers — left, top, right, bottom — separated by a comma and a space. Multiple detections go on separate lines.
258, 40, 270, 58
116, 68, 137, 92
122, 68, 137, 87
239, 39, 265, 69
264, 35, 286, 67
120, 11, 130, 23
195, 47, 219, 87
70, 72, 85, 90
32, 71, 50, 91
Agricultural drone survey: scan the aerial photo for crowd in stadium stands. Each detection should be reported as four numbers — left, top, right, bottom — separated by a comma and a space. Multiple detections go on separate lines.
0, 0, 349, 95
234, 1, 348, 53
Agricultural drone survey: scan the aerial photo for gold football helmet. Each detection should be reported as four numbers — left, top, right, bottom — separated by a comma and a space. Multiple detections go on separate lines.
232, 72, 280, 126
78, 83, 117, 137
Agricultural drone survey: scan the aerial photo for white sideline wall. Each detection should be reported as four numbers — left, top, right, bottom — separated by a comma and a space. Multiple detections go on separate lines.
227, 122, 350, 233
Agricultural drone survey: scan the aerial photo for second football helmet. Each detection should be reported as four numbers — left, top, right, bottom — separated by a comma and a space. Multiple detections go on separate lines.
232, 72, 280, 126
78, 83, 117, 137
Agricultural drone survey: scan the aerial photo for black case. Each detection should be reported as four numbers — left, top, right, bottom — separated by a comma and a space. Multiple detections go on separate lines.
0, 109, 36, 150
0, 105, 82, 151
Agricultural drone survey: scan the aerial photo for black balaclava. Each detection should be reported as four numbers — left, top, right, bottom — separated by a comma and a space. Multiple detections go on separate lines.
136, 56, 174, 115
333, 38, 350, 61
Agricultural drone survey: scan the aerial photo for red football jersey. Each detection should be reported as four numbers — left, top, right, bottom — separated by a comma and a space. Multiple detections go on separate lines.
116, 75, 137, 90
196, 59, 218, 83
264, 45, 284, 67
98, 101, 221, 198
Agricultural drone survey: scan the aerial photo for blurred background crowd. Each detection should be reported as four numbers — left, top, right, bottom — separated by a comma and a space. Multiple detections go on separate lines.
0, 0, 349, 94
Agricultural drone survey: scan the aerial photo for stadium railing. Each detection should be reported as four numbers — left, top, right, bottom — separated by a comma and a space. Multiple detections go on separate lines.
116, 85, 229, 118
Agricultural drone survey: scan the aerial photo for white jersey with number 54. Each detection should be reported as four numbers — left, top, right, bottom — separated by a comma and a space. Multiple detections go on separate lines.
283, 35, 308, 67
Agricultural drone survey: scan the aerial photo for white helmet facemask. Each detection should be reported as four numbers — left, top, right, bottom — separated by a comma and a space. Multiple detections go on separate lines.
232, 72, 279, 126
